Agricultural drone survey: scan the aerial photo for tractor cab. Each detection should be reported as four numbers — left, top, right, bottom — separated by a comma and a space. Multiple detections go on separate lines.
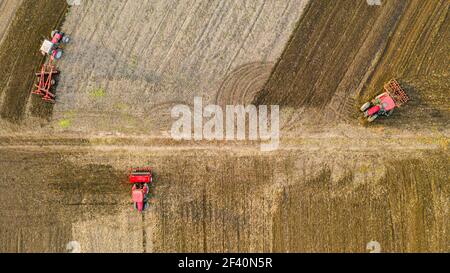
366, 92, 396, 117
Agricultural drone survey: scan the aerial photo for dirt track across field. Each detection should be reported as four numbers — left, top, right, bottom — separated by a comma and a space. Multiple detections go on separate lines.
0, 0, 67, 122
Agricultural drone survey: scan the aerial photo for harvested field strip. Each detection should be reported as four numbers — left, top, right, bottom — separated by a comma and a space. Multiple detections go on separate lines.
0, 0, 22, 45
0, 0, 67, 122
0, 145, 447, 252
215, 62, 273, 107
152, 156, 275, 252
148, 151, 448, 252
54, 0, 308, 134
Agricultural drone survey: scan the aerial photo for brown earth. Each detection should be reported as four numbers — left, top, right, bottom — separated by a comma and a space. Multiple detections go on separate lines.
361, 0, 450, 129
0, 0, 448, 253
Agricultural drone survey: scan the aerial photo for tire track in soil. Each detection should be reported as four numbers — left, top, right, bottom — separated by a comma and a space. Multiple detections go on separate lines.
142, 214, 147, 253
77, 1, 126, 100
184, 0, 227, 62
220, 1, 267, 80
155, 1, 203, 75
253, 0, 448, 131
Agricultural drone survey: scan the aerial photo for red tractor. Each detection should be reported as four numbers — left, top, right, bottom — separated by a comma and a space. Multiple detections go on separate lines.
129, 167, 152, 212
360, 79, 409, 122
40, 30, 70, 60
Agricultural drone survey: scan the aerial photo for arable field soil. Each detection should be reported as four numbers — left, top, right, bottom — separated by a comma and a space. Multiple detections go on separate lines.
0, 0, 448, 253
0, 148, 134, 252
255, 0, 449, 130
0, 139, 447, 252
52, 0, 308, 134
0, 0, 67, 122
0, 0, 22, 45
362, 0, 450, 129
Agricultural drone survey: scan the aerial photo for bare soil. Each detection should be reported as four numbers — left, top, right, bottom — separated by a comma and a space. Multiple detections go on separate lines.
0, 135, 447, 252
0, 0, 67, 122
0, 0, 448, 253
51, 0, 308, 134
255, 0, 449, 130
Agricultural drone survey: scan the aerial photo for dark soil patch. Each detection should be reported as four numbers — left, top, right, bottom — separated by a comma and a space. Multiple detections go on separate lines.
0, 148, 127, 252
272, 153, 449, 252
254, 0, 449, 129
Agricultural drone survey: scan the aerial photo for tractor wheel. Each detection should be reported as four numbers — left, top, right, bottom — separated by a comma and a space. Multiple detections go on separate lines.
360, 102, 371, 112
62, 36, 70, 44
368, 114, 378, 122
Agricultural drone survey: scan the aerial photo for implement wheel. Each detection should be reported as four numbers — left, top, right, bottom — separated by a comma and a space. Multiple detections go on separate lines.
360, 102, 371, 112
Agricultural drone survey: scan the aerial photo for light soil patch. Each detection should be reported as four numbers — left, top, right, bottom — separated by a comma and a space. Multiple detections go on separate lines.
71, 209, 147, 253
53, 0, 309, 134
